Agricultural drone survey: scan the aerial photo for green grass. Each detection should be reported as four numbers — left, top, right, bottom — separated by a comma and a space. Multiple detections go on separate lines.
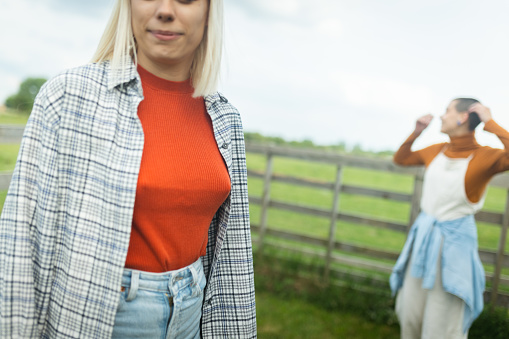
0, 143, 19, 211
254, 248, 509, 339
0, 109, 30, 125
257, 291, 398, 339
0, 144, 20, 171
0, 191, 6, 211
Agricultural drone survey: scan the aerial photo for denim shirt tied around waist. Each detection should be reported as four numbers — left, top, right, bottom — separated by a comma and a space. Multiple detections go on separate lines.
390, 212, 485, 333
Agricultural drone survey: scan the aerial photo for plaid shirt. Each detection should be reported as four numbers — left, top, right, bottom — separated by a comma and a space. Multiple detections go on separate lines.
0, 60, 256, 338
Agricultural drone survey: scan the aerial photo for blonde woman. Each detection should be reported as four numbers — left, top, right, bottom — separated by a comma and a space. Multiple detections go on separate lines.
0, 0, 256, 338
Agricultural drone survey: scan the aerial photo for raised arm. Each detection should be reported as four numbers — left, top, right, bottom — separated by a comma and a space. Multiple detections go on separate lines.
469, 103, 509, 173
393, 114, 433, 166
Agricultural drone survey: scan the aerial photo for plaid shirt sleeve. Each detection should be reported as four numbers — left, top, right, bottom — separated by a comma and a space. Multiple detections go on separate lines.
0, 77, 64, 337
0, 63, 143, 338
201, 94, 257, 338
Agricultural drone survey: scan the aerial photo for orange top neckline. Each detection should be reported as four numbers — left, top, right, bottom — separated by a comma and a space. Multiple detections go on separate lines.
137, 64, 194, 93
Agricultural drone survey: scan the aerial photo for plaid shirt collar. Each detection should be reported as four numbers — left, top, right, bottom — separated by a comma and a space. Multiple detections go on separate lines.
107, 56, 141, 91
106, 56, 224, 112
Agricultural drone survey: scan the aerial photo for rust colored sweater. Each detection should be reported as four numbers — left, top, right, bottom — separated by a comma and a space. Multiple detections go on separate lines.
125, 66, 231, 272
394, 120, 509, 203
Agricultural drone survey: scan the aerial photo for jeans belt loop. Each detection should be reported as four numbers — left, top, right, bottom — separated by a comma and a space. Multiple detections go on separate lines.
190, 265, 200, 296
126, 271, 140, 301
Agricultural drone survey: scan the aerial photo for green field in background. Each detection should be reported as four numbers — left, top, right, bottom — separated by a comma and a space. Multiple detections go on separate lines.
256, 291, 398, 339
246, 152, 509, 256
0, 109, 30, 125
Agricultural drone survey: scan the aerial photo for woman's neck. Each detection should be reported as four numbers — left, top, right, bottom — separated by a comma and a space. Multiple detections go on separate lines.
137, 55, 193, 82
448, 132, 479, 152
446, 126, 471, 138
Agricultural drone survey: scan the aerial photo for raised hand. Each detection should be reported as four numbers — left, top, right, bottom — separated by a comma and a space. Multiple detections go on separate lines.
468, 103, 492, 123
415, 114, 433, 135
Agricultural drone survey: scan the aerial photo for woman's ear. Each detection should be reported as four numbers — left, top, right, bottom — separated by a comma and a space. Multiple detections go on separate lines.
459, 112, 470, 125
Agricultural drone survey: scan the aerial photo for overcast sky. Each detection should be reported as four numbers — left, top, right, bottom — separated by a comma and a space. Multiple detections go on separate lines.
1, 0, 509, 151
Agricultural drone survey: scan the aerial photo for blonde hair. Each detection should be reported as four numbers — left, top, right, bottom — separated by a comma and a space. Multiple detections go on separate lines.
92, 0, 223, 97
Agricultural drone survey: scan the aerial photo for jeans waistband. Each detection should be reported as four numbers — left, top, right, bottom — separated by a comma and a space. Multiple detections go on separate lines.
121, 258, 203, 299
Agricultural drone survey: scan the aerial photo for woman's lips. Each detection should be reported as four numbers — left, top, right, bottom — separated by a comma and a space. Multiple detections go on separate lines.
151, 30, 182, 41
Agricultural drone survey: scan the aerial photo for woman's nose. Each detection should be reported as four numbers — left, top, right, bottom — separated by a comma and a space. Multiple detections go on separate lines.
156, 0, 176, 22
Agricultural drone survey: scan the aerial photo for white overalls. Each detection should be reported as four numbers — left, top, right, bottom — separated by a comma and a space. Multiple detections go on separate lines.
396, 151, 485, 339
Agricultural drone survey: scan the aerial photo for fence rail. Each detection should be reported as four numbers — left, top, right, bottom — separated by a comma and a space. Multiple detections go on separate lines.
246, 143, 509, 307
0, 124, 24, 144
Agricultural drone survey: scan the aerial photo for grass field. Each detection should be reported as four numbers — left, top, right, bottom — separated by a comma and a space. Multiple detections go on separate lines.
0, 109, 30, 125
256, 291, 398, 339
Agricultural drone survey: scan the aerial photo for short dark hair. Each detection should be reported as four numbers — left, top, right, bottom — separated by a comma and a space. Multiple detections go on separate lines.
454, 98, 481, 131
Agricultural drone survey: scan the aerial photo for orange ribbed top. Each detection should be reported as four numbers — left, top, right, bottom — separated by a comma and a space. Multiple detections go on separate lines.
394, 120, 509, 203
125, 65, 231, 272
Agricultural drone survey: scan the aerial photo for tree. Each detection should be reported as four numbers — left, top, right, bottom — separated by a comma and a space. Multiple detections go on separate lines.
5, 77, 47, 112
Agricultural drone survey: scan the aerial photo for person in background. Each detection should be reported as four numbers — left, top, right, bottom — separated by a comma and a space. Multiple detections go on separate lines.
390, 98, 509, 339
0, 0, 256, 338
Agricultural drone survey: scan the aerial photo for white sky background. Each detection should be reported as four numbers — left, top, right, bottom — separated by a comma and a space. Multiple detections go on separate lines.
1, 0, 509, 151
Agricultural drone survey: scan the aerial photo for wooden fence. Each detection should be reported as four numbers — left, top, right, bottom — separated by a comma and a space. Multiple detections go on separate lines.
2, 125, 509, 307
246, 143, 509, 308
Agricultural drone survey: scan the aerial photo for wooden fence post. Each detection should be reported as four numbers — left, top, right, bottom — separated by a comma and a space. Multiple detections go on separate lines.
490, 189, 509, 308
325, 165, 343, 282
258, 153, 274, 252
408, 169, 424, 234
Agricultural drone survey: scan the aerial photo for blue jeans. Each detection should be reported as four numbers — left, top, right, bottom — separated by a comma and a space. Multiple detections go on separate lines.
112, 258, 206, 339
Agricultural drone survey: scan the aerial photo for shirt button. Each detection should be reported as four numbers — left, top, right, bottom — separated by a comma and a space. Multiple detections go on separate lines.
222, 143, 229, 149
219, 95, 228, 103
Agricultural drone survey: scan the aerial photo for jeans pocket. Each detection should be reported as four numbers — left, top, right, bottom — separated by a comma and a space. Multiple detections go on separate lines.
116, 285, 129, 311
112, 289, 170, 338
